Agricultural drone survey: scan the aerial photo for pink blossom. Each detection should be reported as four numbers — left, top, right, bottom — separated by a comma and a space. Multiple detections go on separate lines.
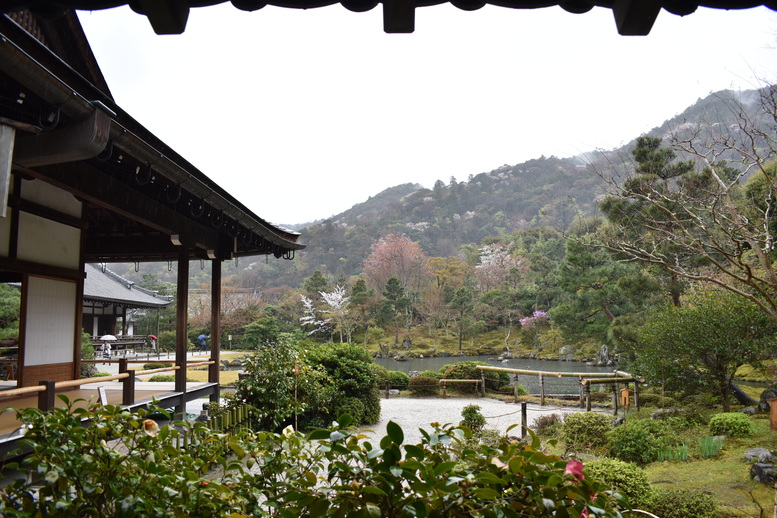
564, 460, 585, 482
580, 508, 589, 518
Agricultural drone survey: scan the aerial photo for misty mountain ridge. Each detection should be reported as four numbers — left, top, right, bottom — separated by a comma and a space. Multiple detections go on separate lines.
113, 87, 770, 292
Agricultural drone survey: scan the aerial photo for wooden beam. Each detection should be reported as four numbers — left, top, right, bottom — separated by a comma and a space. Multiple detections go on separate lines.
21, 162, 229, 258
612, 0, 662, 35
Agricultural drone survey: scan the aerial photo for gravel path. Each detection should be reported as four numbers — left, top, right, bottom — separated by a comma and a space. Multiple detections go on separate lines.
360, 397, 587, 445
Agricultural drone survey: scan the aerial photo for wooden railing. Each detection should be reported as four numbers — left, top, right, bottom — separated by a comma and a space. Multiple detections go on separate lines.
0, 359, 216, 412
476, 365, 644, 414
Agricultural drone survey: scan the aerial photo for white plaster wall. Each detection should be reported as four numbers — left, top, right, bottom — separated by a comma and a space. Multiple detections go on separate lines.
24, 276, 76, 366
21, 178, 81, 217
17, 212, 80, 269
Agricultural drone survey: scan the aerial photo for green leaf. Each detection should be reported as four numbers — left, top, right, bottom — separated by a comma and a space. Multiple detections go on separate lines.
475, 472, 505, 485
404, 444, 425, 460
472, 487, 501, 500
432, 461, 457, 477
386, 421, 404, 445
308, 429, 330, 441
361, 486, 388, 496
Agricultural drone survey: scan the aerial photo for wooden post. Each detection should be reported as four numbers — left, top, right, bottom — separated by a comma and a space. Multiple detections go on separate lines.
38, 380, 55, 411
209, 259, 221, 404
579, 376, 584, 408
174, 248, 189, 419
585, 383, 591, 412
634, 381, 640, 410
513, 375, 519, 403
480, 371, 485, 397
539, 373, 545, 406
612, 382, 619, 416
768, 398, 777, 431
442, 382, 447, 399
119, 358, 135, 405
521, 401, 527, 438
385, 381, 390, 399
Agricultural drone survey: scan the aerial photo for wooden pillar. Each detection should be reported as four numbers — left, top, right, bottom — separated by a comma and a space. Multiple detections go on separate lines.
585, 383, 591, 412
120, 358, 135, 406
38, 380, 55, 411
521, 401, 527, 438
209, 259, 221, 403
634, 381, 640, 410
539, 373, 545, 406
174, 248, 189, 418
579, 376, 585, 408
612, 382, 619, 416
513, 375, 519, 403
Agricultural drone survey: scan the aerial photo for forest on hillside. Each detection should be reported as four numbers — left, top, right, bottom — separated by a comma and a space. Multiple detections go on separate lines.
99, 86, 777, 403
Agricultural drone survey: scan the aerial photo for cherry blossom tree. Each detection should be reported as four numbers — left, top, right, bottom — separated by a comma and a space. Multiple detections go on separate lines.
362, 232, 431, 298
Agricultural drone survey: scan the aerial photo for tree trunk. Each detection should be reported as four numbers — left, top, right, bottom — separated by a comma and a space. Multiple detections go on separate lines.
730, 382, 758, 406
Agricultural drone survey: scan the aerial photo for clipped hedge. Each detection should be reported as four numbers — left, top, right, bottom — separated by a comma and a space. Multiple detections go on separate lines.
708, 412, 754, 438
607, 418, 670, 465
585, 458, 654, 509
562, 411, 612, 453
387, 370, 410, 390
646, 488, 720, 518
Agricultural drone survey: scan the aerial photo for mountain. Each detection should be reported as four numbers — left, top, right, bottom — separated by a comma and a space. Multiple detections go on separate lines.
112, 87, 771, 295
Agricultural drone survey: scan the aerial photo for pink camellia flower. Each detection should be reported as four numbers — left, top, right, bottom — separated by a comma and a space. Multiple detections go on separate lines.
564, 460, 585, 482
580, 507, 589, 518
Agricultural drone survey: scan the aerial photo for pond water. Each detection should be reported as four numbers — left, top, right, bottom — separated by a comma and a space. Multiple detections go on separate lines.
373, 356, 618, 395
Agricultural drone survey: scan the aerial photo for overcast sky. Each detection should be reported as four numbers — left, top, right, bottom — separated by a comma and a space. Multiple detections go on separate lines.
77, 4, 776, 226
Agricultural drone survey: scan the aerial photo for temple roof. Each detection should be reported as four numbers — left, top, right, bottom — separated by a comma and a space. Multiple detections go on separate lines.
83, 263, 173, 309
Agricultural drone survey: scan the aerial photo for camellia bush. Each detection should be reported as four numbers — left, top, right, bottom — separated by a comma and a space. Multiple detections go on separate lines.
0, 399, 630, 517
233, 338, 379, 431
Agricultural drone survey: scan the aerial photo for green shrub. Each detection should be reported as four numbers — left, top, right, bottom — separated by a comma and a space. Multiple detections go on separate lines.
335, 396, 365, 425
418, 370, 441, 379
372, 364, 389, 386
145, 374, 175, 382
143, 363, 173, 371
562, 411, 612, 452
408, 376, 439, 396
607, 418, 669, 465
387, 370, 410, 389
93, 372, 111, 377
305, 343, 380, 426
513, 384, 529, 396
585, 458, 654, 509
708, 412, 754, 437
460, 404, 487, 432
646, 488, 720, 518
532, 413, 563, 438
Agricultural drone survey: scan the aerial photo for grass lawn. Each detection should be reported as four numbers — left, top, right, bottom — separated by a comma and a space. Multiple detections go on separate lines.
643, 414, 777, 516
135, 350, 246, 385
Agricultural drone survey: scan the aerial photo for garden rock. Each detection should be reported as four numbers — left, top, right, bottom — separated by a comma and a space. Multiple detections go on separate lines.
744, 448, 776, 463
750, 463, 777, 485
650, 408, 680, 420
742, 406, 758, 415
758, 387, 777, 412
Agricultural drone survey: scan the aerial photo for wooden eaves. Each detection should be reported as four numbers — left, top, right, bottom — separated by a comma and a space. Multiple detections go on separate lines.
2, 0, 776, 36
0, 12, 305, 266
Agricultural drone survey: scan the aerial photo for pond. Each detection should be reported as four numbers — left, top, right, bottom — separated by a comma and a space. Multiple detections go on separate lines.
373, 356, 618, 395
